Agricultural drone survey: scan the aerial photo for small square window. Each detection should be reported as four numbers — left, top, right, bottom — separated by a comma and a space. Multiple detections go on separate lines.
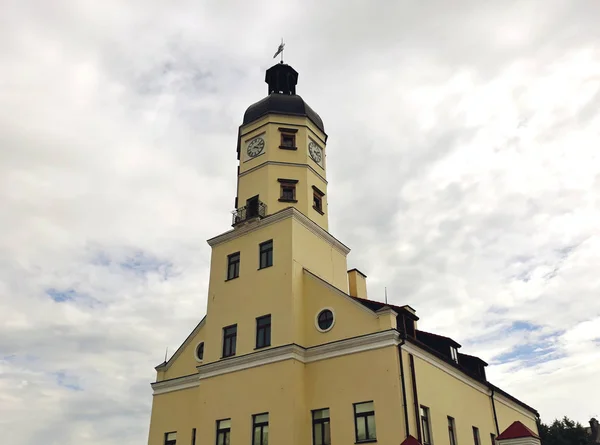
164, 432, 177, 445
280, 133, 296, 149
312, 186, 325, 214
279, 183, 297, 202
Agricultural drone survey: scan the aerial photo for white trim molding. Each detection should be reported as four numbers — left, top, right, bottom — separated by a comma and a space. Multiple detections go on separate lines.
206, 208, 351, 256
402, 342, 538, 420
151, 330, 401, 395
495, 392, 538, 422
403, 342, 490, 395
315, 307, 336, 333
151, 373, 200, 395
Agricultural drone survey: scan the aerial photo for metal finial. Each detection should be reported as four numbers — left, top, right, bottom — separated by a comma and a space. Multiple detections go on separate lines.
273, 38, 285, 63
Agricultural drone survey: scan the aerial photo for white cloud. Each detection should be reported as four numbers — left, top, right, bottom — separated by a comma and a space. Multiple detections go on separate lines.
1, 0, 600, 443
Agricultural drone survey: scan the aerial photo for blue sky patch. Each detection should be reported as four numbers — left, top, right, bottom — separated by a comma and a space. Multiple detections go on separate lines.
52, 371, 82, 391
119, 250, 175, 280
46, 288, 79, 303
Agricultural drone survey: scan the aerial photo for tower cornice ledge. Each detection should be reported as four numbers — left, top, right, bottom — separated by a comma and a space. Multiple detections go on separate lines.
206, 207, 351, 255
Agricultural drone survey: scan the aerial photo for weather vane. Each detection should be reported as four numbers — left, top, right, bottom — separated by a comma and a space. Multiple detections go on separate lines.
273, 38, 285, 63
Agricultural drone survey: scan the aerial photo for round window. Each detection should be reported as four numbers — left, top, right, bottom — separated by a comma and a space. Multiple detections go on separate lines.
195, 342, 204, 362
316, 309, 335, 332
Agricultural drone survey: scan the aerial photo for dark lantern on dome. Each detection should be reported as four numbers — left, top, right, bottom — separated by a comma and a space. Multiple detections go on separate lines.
242, 62, 325, 133
265, 62, 298, 95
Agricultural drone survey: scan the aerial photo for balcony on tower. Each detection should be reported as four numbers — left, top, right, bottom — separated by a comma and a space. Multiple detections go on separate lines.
232, 196, 267, 226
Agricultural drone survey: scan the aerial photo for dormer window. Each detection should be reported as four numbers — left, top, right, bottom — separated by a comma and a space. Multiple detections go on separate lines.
450, 346, 459, 363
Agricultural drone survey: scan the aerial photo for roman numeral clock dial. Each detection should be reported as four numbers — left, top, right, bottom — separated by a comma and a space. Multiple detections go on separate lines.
308, 140, 323, 166
246, 136, 265, 158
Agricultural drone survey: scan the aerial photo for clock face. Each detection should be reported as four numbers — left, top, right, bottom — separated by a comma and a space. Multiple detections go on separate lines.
247, 137, 265, 158
308, 141, 323, 165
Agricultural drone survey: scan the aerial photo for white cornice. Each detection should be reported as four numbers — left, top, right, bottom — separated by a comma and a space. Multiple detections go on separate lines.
197, 344, 305, 380
151, 373, 200, 395
206, 208, 351, 256
494, 392, 538, 422
152, 330, 400, 395
403, 342, 490, 395
402, 343, 537, 420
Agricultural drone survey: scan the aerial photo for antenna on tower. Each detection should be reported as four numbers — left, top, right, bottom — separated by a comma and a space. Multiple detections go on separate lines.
164, 347, 169, 363
385, 287, 388, 305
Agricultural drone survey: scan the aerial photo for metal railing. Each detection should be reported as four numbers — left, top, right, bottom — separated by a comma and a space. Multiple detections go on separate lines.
232, 201, 267, 226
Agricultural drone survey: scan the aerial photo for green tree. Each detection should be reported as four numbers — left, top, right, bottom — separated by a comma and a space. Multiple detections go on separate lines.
537, 417, 590, 445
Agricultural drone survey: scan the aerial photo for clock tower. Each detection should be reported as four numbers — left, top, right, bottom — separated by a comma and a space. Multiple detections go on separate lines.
235, 62, 329, 230
147, 60, 540, 445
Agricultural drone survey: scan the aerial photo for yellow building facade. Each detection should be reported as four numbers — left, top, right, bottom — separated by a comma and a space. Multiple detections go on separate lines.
147, 62, 539, 445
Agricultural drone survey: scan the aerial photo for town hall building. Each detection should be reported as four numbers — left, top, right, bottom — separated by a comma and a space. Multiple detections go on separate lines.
146, 61, 540, 445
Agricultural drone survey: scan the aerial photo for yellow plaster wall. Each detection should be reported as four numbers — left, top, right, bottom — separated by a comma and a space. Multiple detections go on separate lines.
494, 396, 538, 433
203, 218, 294, 363
196, 360, 309, 445
411, 352, 497, 445
237, 113, 329, 230
306, 346, 406, 444
292, 219, 348, 291
147, 388, 197, 445
237, 164, 327, 226
161, 324, 205, 381
300, 270, 381, 347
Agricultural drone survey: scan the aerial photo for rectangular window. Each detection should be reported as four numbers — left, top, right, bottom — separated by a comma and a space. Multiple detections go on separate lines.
165, 432, 177, 445
312, 186, 325, 214
222, 324, 237, 358
259, 240, 273, 269
448, 417, 457, 445
278, 178, 298, 202
490, 433, 496, 445
312, 408, 331, 445
227, 252, 240, 280
421, 406, 432, 445
216, 419, 231, 445
256, 314, 272, 349
354, 401, 377, 442
192, 428, 196, 445
252, 413, 269, 445
280, 132, 296, 149
473, 427, 481, 445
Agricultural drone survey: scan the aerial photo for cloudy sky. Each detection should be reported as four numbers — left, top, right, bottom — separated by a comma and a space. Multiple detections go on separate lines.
2, 0, 600, 443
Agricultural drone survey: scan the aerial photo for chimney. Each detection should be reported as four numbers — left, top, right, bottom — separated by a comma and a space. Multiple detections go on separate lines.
348, 269, 368, 299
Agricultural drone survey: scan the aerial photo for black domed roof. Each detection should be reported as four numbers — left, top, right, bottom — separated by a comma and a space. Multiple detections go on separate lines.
243, 94, 324, 132
241, 62, 324, 132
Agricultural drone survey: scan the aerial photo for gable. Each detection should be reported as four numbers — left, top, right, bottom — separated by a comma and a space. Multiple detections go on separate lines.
156, 317, 206, 381
302, 269, 395, 347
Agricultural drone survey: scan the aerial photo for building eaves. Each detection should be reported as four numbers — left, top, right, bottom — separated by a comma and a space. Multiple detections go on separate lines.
404, 336, 539, 417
